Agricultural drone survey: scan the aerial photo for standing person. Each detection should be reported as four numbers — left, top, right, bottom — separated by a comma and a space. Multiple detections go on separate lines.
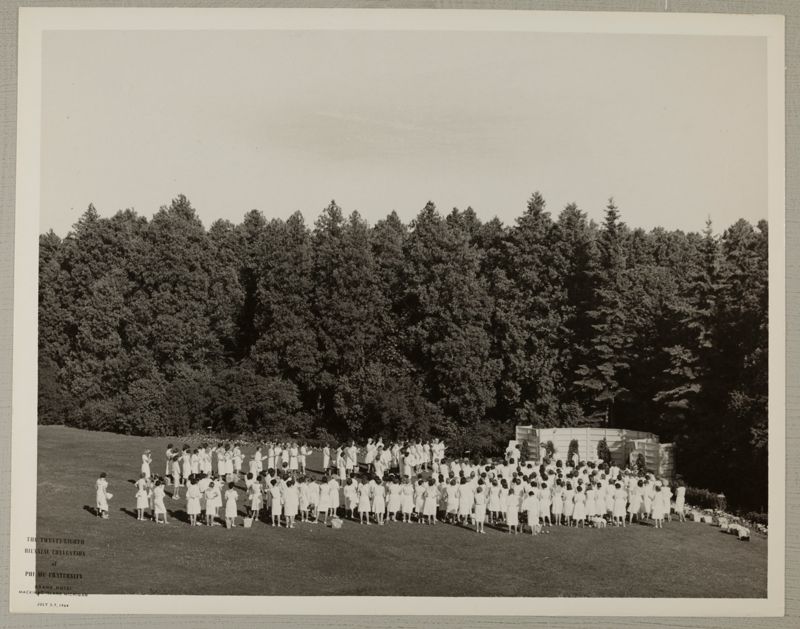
322, 444, 331, 472
357, 477, 372, 525
95, 473, 111, 518
674, 482, 687, 522
170, 455, 182, 499
386, 476, 402, 522
336, 448, 347, 483
186, 477, 202, 526
400, 477, 414, 523
506, 488, 520, 534
283, 479, 299, 529
345, 441, 358, 475
164, 444, 175, 485
522, 489, 539, 534
153, 479, 168, 524
445, 480, 459, 524
249, 477, 262, 523
344, 478, 358, 520
327, 475, 340, 519
135, 474, 149, 521
474, 485, 487, 534
613, 482, 627, 527
457, 478, 475, 526
552, 481, 565, 526
224, 482, 239, 528
651, 485, 666, 529
487, 480, 502, 525
538, 482, 551, 527
422, 479, 438, 525
267, 443, 276, 472
371, 477, 386, 525
572, 485, 587, 527
628, 480, 644, 525
141, 449, 152, 479
204, 481, 220, 526
268, 479, 283, 527
288, 443, 299, 475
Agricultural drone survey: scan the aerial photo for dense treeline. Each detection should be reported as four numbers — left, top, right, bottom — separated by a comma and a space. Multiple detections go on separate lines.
38, 194, 768, 509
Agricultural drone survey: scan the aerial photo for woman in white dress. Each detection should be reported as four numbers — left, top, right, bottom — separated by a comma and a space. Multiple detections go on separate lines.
474, 485, 487, 534
164, 444, 174, 483
186, 478, 202, 526
322, 445, 331, 472
651, 485, 666, 528
357, 478, 372, 524
538, 482, 551, 526
344, 478, 358, 519
386, 477, 402, 521
327, 476, 340, 518
422, 479, 438, 525
268, 479, 283, 527
249, 479, 263, 522
522, 489, 539, 534
283, 479, 299, 528
336, 450, 347, 482
135, 474, 149, 521
267, 443, 276, 472
371, 477, 386, 525
505, 488, 520, 534
288, 444, 299, 473
153, 480, 168, 524
141, 450, 152, 479
224, 482, 238, 528
204, 481, 220, 526
572, 485, 587, 527
613, 482, 628, 527
316, 479, 331, 524
674, 483, 687, 522
457, 478, 474, 525
95, 473, 110, 518
400, 477, 414, 523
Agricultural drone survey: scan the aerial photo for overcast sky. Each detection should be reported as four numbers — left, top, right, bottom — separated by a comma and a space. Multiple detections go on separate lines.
40, 29, 767, 235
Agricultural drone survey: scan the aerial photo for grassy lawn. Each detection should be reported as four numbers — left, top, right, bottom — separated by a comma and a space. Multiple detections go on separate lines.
35, 425, 767, 597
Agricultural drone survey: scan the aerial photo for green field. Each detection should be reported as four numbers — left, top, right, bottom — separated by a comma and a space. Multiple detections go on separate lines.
35, 425, 767, 597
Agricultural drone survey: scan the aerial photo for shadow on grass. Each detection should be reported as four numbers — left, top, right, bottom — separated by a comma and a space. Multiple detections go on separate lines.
82, 505, 99, 517
119, 507, 139, 519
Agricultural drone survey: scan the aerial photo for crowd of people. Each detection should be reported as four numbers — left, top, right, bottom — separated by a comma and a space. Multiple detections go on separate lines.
93, 437, 687, 534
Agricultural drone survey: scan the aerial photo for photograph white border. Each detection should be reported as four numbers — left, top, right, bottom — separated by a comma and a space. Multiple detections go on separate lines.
10, 7, 786, 616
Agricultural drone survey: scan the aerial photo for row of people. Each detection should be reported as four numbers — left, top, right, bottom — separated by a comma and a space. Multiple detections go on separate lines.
121, 462, 685, 533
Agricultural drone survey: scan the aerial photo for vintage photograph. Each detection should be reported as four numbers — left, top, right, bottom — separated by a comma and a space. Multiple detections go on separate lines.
9, 8, 785, 615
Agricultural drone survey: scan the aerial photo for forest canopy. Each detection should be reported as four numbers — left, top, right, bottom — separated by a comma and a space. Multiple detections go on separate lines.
38, 194, 768, 509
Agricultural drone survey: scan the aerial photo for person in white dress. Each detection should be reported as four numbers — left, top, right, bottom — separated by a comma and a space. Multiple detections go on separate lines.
386, 477, 402, 522
135, 473, 150, 521
164, 444, 175, 484
674, 483, 687, 522
457, 479, 475, 526
186, 478, 202, 526
473, 485, 487, 534
224, 482, 239, 528
422, 479, 438, 525
572, 485, 587, 527
95, 473, 111, 518
249, 479, 263, 522
205, 481, 220, 526
283, 479, 299, 528
141, 450, 152, 479
153, 480, 168, 524
506, 488, 520, 534
322, 445, 331, 472
371, 477, 387, 525
522, 489, 539, 534
651, 485, 666, 529
327, 476, 340, 518
268, 479, 283, 527
344, 478, 358, 519
357, 478, 372, 524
